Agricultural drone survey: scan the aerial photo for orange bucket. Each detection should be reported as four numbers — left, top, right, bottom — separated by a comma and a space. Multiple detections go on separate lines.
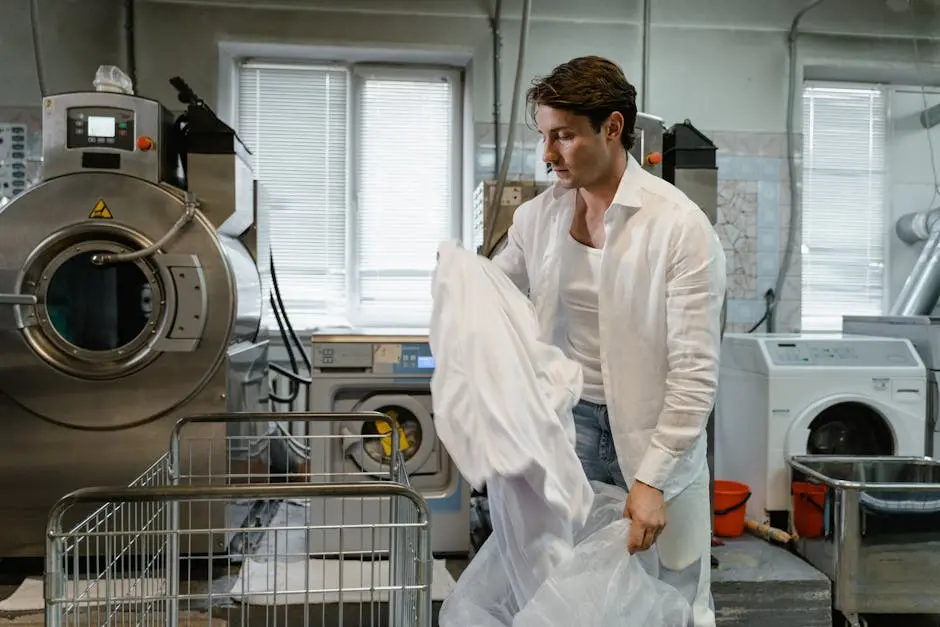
792, 482, 826, 538
713, 480, 751, 538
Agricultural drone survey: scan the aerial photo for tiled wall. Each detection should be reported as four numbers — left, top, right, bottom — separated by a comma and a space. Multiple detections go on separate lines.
473, 123, 804, 334
710, 131, 801, 334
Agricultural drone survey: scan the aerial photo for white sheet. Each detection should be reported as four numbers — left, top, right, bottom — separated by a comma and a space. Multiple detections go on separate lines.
429, 240, 594, 608
229, 558, 457, 605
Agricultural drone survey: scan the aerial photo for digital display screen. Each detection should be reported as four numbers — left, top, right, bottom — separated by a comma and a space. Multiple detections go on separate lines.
417, 355, 435, 369
87, 116, 116, 138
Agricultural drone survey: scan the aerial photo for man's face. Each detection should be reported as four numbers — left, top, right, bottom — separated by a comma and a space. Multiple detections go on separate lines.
535, 105, 620, 189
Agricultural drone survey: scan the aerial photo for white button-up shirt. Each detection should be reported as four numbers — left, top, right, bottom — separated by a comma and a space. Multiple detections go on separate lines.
492, 154, 727, 501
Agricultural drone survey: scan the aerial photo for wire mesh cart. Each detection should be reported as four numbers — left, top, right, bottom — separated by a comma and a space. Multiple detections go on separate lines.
44, 412, 434, 627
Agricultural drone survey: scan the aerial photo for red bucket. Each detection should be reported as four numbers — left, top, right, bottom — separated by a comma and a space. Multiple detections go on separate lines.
713, 480, 751, 538
793, 482, 826, 538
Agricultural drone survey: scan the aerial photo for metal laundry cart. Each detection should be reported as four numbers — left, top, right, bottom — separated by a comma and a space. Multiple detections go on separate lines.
44, 412, 433, 627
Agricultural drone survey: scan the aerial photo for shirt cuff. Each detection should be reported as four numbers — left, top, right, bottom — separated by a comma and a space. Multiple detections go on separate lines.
633, 444, 680, 492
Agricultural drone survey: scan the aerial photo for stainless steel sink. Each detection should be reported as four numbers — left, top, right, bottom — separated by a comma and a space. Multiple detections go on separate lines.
788, 455, 940, 625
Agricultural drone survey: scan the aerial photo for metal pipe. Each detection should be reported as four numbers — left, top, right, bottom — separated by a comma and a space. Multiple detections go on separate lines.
490, 0, 503, 176
640, 0, 652, 112
0, 294, 37, 306
896, 207, 940, 245
124, 0, 138, 90
91, 192, 197, 265
28, 0, 47, 97
770, 0, 826, 332
483, 0, 532, 258
891, 225, 940, 316
921, 102, 940, 130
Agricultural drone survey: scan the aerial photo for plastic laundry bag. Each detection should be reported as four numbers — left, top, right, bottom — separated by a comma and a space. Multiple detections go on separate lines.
440, 482, 692, 627
438, 528, 519, 627
513, 519, 692, 627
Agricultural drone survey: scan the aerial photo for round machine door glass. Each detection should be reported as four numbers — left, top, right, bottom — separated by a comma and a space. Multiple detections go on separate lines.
23, 239, 163, 379
806, 401, 894, 456
361, 405, 423, 465
45, 251, 153, 352
350, 393, 437, 476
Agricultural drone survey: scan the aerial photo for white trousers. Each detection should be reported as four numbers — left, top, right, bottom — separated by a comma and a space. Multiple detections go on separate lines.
657, 467, 715, 627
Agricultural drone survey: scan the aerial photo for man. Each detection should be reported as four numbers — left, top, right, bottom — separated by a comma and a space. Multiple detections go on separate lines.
491, 56, 726, 626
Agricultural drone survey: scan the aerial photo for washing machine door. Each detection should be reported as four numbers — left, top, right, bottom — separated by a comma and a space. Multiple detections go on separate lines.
344, 394, 436, 477
783, 396, 900, 460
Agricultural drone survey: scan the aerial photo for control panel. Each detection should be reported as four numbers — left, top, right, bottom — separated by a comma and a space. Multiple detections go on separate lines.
312, 339, 435, 376
765, 338, 920, 367
66, 107, 136, 151
0, 124, 28, 199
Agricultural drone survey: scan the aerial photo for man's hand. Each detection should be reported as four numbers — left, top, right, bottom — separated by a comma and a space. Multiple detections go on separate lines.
624, 481, 667, 554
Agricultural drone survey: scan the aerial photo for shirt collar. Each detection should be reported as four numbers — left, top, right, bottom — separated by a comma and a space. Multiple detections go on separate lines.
549, 153, 645, 209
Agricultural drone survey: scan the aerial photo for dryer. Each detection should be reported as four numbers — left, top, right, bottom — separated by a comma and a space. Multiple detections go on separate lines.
308, 332, 470, 557
715, 333, 927, 530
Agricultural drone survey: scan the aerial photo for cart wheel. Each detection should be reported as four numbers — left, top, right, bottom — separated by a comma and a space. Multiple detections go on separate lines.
842, 614, 864, 627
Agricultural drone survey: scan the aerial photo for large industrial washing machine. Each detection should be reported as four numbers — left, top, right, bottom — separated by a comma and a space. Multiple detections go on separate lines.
0, 79, 269, 557
308, 333, 470, 557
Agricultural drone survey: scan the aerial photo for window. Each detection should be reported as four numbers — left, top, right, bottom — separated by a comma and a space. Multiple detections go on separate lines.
800, 82, 887, 331
237, 61, 462, 331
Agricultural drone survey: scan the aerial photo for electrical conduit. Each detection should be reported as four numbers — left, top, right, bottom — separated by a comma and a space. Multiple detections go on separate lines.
772, 0, 826, 331
483, 0, 532, 258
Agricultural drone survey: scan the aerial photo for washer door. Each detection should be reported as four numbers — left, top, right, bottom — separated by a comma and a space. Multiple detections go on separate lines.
345, 394, 435, 477
784, 397, 897, 459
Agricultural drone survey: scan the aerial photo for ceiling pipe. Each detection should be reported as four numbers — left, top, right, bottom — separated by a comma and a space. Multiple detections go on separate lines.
921, 102, 940, 129
640, 0, 652, 112
892, 208, 940, 316
489, 0, 502, 177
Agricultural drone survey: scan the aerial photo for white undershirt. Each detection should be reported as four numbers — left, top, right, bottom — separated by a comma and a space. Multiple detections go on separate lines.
559, 233, 605, 404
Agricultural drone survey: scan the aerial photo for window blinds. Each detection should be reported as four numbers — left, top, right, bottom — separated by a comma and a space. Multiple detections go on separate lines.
800, 83, 887, 331
353, 69, 457, 327
237, 61, 459, 330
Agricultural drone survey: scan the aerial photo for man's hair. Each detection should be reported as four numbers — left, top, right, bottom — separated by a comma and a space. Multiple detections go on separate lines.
526, 56, 638, 151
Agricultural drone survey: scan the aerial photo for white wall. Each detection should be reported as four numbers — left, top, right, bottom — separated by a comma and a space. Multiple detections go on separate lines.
4, 0, 940, 130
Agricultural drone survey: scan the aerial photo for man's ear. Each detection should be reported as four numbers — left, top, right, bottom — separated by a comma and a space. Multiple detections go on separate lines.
606, 111, 625, 142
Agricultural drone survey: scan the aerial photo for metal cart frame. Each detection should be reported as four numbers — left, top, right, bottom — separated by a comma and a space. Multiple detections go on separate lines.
44, 411, 432, 627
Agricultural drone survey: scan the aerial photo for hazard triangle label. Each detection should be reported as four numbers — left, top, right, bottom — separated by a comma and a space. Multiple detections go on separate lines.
88, 200, 113, 220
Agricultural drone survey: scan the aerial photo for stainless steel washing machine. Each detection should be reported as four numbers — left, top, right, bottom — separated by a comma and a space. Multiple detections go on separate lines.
0, 81, 270, 557
308, 332, 470, 557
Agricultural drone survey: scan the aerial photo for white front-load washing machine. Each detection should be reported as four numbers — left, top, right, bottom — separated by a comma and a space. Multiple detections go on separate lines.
715, 333, 927, 530
307, 332, 470, 557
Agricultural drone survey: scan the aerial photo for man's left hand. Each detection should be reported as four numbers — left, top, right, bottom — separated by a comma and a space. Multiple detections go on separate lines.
624, 481, 667, 553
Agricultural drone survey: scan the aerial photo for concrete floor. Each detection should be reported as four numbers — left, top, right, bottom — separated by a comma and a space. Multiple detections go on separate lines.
1, 552, 937, 626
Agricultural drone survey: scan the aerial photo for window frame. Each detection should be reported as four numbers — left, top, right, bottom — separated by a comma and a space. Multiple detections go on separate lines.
232, 57, 465, 331
799, 79, 889, 332
346, 63, 464, 329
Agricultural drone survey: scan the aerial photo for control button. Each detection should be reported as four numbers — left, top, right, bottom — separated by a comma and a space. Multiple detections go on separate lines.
645, 152, 663, 166
136, 136, 155, 151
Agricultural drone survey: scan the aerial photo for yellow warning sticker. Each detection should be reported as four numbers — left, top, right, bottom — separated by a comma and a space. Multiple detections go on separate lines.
88, 199, 113, 220
376, 409, 410, 457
